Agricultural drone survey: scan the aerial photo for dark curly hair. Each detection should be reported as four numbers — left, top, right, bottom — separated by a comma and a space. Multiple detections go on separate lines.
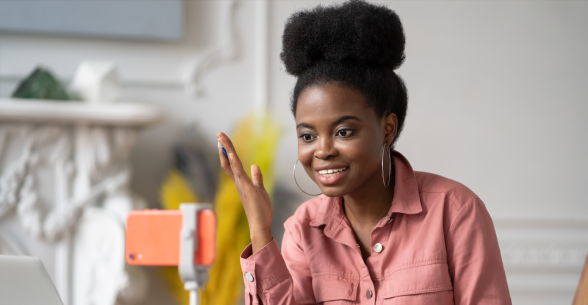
281, 0, 408, 148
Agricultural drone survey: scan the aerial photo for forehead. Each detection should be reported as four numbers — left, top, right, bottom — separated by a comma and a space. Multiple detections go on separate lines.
295, 83, 373, 124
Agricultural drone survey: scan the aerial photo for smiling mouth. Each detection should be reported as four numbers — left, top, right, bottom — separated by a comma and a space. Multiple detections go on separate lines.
317, 167, 348, 178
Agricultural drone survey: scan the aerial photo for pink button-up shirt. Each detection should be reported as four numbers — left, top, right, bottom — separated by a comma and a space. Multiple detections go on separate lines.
240, 151, 511, 305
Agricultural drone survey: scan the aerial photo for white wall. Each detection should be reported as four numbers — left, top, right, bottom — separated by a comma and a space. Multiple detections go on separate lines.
1, 1, 587, 304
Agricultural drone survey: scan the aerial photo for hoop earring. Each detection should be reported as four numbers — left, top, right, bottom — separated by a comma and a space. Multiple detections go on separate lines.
381, 143, 393, 187
293, 159, 322, 196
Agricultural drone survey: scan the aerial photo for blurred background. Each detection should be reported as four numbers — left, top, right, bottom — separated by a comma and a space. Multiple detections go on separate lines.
0, 1, 587, 305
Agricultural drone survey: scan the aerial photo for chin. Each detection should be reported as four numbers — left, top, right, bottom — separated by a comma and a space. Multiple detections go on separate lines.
319, 186, 348, 198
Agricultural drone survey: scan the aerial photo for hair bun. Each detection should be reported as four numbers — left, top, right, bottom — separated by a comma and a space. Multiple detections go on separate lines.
281, 0, 405, 77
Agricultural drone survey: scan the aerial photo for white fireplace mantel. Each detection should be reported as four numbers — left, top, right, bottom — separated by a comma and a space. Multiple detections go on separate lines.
0, 98, 163, 126
0, 98, 162, 305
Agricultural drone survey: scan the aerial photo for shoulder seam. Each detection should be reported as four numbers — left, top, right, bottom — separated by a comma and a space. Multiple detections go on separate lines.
447, 198, 481, 234
452, 195, 480, 213
418, 190, 478, 212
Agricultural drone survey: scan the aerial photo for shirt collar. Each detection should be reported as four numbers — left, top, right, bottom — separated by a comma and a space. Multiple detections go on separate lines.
309, 150, 422, 229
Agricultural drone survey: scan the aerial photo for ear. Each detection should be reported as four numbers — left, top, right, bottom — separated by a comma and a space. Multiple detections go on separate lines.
383, 113, 398, 146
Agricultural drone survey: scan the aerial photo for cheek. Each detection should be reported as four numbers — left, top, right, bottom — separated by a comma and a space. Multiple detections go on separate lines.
298, 144, 317, 181
339, 140, 381, 172
298, 143, 314, 167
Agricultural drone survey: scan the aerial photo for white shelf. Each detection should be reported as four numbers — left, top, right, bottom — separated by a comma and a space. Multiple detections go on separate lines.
0, 98, 163, 126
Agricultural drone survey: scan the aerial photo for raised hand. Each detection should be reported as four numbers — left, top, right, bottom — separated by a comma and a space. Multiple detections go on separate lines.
217, 132, 274, 253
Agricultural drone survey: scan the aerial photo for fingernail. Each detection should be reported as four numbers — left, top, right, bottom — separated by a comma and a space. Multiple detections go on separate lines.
217, 142, 220, 149
228, 153, 233, 161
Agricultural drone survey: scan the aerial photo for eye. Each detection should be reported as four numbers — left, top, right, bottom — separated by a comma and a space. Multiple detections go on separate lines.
336, 129, 352, 137
299, 133, 315, 142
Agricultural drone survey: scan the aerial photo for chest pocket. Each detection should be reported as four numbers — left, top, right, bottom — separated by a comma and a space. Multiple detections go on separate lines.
312, 274, 358, 304
382, 263, 454, 305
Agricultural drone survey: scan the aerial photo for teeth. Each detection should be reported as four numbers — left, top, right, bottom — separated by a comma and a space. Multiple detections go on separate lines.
318, 167, 347, 177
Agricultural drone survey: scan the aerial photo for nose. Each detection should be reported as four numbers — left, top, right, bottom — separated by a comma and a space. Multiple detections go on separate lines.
314, 137, 338, 160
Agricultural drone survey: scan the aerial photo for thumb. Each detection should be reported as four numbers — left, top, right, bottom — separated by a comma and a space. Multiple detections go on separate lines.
251, 164, 265, 190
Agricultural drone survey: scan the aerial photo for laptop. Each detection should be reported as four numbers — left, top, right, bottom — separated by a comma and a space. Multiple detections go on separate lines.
0, 255, 64, 305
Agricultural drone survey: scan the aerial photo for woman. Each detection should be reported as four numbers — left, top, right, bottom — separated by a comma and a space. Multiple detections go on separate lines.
217, 1, 511, 304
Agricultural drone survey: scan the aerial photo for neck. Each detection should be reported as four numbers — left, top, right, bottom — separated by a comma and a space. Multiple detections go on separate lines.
343, 166, 395, 229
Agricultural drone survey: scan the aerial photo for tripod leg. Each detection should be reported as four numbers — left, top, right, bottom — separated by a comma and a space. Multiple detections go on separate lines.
189, 289, 199, 305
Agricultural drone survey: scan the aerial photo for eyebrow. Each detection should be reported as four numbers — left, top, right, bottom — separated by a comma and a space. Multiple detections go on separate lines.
331, 115, 360, 126
296, 122, 314, 129
296, 115, 361, 129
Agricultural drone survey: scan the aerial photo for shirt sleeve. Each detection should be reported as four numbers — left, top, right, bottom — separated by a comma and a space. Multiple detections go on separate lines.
240, 228, 315, 305
445, 198, 512, 305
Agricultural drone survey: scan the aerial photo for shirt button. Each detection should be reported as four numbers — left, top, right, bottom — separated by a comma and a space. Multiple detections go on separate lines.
374, 243, 383, 253
366, 289, 373, 299
245, 272, 254, 282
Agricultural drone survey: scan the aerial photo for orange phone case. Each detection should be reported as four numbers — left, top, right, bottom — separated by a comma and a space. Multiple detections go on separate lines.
125, 209, 216, 266
194, 209, 216, 265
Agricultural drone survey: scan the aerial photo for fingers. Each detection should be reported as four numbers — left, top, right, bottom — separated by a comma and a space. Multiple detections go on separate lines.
218, 132, 242, 180
217, 132, 252, 188
252, 164, 273, 212
228, 152, 248, 181
217, 132, 237, 156
218, 141, 233, 178
251, 164, 265, 190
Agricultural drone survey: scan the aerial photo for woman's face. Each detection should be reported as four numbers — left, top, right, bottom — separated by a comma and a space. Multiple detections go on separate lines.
295, 83, 397, 197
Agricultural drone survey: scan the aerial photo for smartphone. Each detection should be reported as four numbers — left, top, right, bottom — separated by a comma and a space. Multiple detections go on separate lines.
125, 209, 216, 266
